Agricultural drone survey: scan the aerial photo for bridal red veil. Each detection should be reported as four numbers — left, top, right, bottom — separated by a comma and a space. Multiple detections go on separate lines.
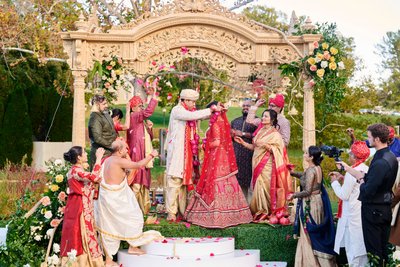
185, 111, 252, 228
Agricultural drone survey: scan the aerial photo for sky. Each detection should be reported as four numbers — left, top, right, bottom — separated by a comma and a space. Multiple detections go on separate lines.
222, 0, 400, 86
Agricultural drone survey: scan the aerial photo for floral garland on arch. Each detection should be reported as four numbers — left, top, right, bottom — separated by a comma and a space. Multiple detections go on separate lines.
279, 39, 349, 126
138, 47, 230, 110
87, 55, 129, 103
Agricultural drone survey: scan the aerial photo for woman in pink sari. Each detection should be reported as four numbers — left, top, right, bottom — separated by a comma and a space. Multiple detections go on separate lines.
235, 109, 292, 223
184, 102, 253, 228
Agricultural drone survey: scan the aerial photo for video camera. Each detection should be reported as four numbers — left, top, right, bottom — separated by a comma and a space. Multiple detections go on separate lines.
320, 145, 343, 162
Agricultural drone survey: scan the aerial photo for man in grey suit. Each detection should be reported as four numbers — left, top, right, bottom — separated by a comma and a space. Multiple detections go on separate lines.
88, 95, 117, 170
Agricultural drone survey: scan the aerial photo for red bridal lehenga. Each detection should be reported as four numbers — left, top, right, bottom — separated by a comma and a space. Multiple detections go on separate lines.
184, 111, 252, 228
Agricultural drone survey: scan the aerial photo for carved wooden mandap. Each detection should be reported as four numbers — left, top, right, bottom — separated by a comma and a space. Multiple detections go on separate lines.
61, 0, 320, 152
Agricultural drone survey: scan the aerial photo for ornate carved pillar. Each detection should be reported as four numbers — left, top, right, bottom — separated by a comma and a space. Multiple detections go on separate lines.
71, 70, 87, 147
302, 80, 316, 167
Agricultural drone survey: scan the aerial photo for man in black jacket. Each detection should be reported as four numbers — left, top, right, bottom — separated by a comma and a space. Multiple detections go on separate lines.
88, 95, 117, 170
339, 123, 398, 266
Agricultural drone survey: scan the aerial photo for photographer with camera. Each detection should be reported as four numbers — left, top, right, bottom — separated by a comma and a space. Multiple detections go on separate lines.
329, 141, 370, 267
336, 123, 398, 266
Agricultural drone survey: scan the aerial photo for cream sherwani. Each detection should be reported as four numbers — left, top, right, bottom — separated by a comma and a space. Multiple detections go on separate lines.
331, 163, 368, 267
165, 103, 211, 215
94, 176, 162, 257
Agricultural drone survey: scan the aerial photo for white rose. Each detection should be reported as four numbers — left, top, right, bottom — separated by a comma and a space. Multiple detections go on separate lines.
46, 228, 54, 239
54, 159, 62, 166
50, 254, 59, 265
53, 243, 60, 253
393, 250, 400, 261
67, 249, 78, 262
320, 61, 328, 69
44, 211, 53, 219
34, 234, 42, 241
23, 264, 30, 267
338, 61, 345, 70
111, 70, 116, 78
102, 75, 107, 80
165, 81, 172, 88
315, 56, 321, 63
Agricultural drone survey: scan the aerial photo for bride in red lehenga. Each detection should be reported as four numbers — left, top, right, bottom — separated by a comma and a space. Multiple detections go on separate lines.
184, 102, 253, 228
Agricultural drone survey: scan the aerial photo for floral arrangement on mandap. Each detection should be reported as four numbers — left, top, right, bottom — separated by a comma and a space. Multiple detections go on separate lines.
305, 41, 346, 88
87, 55, 128, 103
138, 47, 230, 109
278, 37, 349, 126
0, 160, 76, 267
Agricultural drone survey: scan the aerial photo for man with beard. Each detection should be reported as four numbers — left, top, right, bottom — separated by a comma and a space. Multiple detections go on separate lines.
230, 99, 258, 202
88, 95, 117, 170
338, 123, 398, 266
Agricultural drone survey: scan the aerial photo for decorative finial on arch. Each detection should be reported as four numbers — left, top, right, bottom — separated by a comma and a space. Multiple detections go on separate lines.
288, 11, 299, 35
75, 11, 89, 32
303, 16, 316, 31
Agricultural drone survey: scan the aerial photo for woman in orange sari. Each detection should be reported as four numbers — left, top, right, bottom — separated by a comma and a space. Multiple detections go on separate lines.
235, 109, 292, 223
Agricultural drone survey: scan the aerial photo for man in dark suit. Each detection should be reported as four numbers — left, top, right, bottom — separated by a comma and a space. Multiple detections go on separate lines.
88, 95, 117, 170
339, 123, 398, 266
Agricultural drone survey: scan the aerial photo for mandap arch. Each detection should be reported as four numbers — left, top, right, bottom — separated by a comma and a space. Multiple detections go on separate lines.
61, 0, 320, 151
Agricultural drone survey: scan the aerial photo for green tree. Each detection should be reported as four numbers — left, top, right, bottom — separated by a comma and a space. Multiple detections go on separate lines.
0, 85, 33, 166
377, 30, 400, 108
241, 5, 288, 32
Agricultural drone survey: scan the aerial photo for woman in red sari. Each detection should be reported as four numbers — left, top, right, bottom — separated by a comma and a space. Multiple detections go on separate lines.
184, 102, 253, 228
235, 109, 293, 223
61, 146, 105, 266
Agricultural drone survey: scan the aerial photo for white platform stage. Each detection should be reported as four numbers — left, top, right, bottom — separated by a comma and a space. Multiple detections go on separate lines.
118, 237, 287, 267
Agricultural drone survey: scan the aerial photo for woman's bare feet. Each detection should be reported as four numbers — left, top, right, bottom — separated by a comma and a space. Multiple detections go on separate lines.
128, 246, 146, 255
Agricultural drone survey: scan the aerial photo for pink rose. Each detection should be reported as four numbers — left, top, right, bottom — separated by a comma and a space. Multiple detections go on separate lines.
158, 65, 165, 71
58, 191, 66, 202
106, 65, 113, 70
151, 61, 157, 66
50, 219, 61, 227
167, 93, 173, 100
136, 79, 143, 86
170, 65, 176, 69
104, 82, 111, 88
181, 47, 189, 55
58, 206, 65, 214
41, 196, 51, 206
309, 65, 317, 71
313, 41, 319, 49
308, 79, 315, 87
323, 51, 331, 60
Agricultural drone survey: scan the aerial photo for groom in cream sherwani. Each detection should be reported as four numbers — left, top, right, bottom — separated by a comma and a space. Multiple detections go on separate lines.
165, 89, 223, 221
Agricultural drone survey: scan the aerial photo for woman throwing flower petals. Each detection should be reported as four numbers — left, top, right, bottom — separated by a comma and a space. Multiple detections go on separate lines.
60, 146, 105, 267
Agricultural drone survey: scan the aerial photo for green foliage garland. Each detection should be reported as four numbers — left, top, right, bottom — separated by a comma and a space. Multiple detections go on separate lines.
87, 55, 128, 104
279, 23, 351, 127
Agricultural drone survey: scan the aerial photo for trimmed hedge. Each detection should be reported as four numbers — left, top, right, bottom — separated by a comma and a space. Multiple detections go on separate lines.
289, 113, 400, 149
144, 220, 297, 266
0, 54, 73, 167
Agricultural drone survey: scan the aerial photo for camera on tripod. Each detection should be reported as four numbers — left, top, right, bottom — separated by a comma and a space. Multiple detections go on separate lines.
320, 145, 343, 162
